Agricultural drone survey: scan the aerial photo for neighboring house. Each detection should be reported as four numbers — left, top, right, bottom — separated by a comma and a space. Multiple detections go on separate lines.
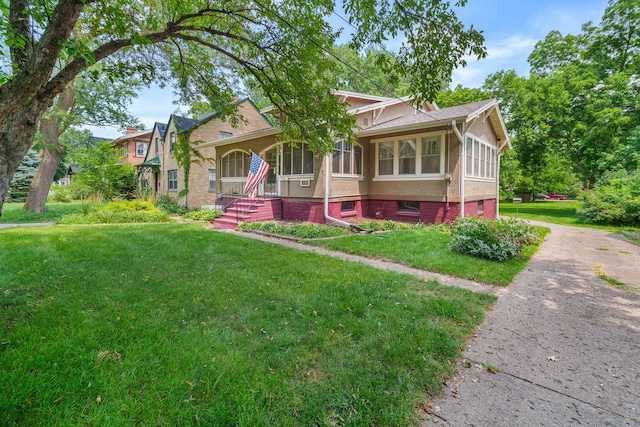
110, 127, 152, 165
139, 91, 511, 227
137, 100, 272, 205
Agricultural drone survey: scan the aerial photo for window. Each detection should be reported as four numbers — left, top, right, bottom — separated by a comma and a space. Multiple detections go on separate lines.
398, 201, 420, 211
208, 169, 216, 191
221, 151, 250, 177
375, 133, 444, 178
219, 131, 233, 140
378, 141, 394, 175
478, 200, 484, 214
399, 139, 416, 175
281, 142, 313, 175
168, 170, 178, 190
341, 201, 355, 211
465, 137, 473, 175
120, 144, 127, 158
333, 140, 363, 175
155, 137, 159, 154
465, 136, 496, 179
136, 142, 148, 157
169, 132, 176, 153
421, 137, 440, 174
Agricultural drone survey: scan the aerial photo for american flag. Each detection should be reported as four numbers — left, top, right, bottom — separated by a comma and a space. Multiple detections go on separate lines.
243, 153, 270, 198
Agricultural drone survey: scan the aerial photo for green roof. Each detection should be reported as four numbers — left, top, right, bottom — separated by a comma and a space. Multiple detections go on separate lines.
138, 156, 161, 167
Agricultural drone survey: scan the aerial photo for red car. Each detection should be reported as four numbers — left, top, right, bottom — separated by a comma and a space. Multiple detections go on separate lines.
548, 193, 567, 200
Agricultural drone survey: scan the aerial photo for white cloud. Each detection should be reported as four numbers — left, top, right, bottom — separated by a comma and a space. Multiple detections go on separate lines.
485, 35, 538, 60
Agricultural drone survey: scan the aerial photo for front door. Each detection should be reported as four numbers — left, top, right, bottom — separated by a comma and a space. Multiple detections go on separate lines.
262, 147, 279, 196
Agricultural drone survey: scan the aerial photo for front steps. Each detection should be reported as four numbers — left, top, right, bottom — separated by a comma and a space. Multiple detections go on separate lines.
213, 198, 282, 229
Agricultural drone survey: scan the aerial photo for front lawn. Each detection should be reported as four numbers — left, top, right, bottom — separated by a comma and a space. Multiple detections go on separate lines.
0, 224, 495, 426
0, 201, 84, 223
500, 201, 640, 238
307, 225, 548, 286
499, 201, 583, 226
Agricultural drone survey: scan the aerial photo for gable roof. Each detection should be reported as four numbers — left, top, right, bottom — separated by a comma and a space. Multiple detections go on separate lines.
357, 99, 511, 149
153, 122, 168, 139
110, 128, 152, 145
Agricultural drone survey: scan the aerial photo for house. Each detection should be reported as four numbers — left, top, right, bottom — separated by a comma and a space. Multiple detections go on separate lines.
138, 91, 511, 227
110, 127, 152, 165
137, 100, 272, 203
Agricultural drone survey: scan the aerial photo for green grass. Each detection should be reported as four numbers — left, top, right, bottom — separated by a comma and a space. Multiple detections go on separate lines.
500, 201, 640, 237
500, 201, 583, 226
0, 201, 84, 223
0, 224, 495, 426
307, 226, 548, 286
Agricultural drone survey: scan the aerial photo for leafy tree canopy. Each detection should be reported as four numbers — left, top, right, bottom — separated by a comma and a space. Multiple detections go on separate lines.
0, 0, 487, 213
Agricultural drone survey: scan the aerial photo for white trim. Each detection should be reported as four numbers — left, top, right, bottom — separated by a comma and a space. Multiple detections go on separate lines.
372, 176, 447, 182
372, 131, 446, 179
464, 132, 497, 181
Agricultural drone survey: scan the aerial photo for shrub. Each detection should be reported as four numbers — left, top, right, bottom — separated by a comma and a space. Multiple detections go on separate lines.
448, 216, 540, 261
577, 170, 640, 225
359, 220, 413, 231
157, 195, 186, 214
48, 186, 72, 203
67, 181, 93, 200
59, 200, 170, 224
238, 221, 348, 238
104, 199, 157, 212
182, 209, 221, 221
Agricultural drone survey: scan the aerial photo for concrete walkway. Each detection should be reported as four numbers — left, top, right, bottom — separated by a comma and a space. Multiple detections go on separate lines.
0, 222, 55, 229
426, 222, 640, 426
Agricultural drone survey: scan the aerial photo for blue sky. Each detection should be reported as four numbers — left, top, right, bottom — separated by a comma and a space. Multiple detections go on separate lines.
88, 0, 608, 139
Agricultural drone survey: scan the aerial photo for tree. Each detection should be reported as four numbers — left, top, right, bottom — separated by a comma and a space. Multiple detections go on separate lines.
486, 0, 640, 190
0, 0, 486, 215
71, 140, 136, 200
436, 84, 489, 108
7, 150, 40, 202
23, 70, 142, 213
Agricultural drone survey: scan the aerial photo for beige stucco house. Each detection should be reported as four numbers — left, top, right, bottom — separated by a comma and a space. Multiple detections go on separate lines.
138, 91, 510, 227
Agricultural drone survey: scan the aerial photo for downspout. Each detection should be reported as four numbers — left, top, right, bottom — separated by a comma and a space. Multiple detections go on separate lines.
451, 120, 465, 218
323, 154, 370, 233
495, 139, 509, 219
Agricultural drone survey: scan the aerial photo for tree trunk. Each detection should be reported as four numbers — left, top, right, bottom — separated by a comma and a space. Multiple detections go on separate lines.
0, 100, 48, 216
23, 146, 65, 213
23, 82, 75, 213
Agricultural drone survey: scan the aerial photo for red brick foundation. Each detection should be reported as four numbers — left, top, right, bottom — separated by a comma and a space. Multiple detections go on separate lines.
281, 198, 497, 224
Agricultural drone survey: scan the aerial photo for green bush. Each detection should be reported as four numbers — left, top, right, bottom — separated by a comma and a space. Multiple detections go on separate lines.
59, 200, 170, 224
67, 181, 93, 200
359, 220, 413, 231
577, 170, 640, 225
157, 195, 186, 214
48, 186, 72, 203
447, 216, 540, 261
182, 209, 221, 221
104, 199, 157, 212
238, 221, 348, 238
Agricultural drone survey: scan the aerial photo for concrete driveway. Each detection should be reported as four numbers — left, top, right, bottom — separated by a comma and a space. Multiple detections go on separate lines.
426, 222, 640, 426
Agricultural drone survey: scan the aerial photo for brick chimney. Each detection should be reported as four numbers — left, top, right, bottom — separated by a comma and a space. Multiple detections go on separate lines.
126, 127, 138, 134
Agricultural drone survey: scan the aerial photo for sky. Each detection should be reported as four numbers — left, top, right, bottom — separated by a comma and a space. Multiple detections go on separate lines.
87, 0, 609, 139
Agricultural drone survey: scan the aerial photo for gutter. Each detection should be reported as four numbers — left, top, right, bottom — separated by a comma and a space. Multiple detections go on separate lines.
452, 120, 465, 218
495, 139, 510, 219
